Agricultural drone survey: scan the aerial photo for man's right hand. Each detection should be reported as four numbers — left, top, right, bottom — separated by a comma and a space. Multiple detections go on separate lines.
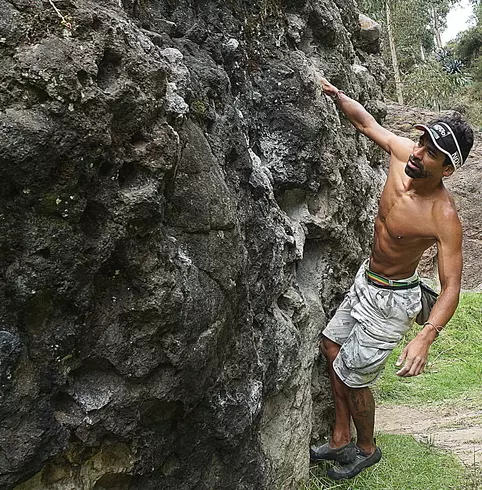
320, 77, 339, 98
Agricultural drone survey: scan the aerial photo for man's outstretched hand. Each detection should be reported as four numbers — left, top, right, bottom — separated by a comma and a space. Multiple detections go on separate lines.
395, 337, 431, 377
320, 77, 339, 98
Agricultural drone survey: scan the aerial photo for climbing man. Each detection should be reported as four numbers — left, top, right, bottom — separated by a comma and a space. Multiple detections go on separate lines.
310, 77, 474, 480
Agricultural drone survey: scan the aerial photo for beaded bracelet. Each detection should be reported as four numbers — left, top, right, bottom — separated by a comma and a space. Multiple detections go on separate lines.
332, 90, 345, 101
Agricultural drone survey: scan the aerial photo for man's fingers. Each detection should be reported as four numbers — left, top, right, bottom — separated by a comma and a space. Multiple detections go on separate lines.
409, 358, 425, 376
396, 367, 409, 376
410, 358, 425, 376
320, 77, 331, 89
319, 77, 338, 96
397, 357, 425, 377
396, 356, 413, 376
396, 348, 408, 366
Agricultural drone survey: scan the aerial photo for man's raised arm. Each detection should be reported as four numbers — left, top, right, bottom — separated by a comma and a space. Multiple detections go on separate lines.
320, 77, 399, 155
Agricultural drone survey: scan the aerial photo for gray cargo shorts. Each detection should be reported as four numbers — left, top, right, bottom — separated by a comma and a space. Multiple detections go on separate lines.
323, 260, 422, 388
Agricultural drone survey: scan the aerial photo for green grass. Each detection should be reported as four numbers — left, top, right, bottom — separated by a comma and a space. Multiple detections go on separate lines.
374, 292, 482, 407
303, 433, 472, 490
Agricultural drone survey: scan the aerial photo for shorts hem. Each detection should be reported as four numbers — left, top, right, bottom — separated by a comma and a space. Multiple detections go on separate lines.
321, 330, 343, 346
333, 363, 382, 389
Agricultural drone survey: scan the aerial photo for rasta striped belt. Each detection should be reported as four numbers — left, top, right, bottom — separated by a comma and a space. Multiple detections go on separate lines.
365, 269, 420, 290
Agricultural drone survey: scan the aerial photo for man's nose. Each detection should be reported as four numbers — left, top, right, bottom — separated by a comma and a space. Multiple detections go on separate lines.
412, 146, 424, 160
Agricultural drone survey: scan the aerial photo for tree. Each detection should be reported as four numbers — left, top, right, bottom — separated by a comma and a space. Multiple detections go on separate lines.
455, 1, 482, 65
359, 0, 405, 103
385, 1, 403, 104
358, 0, 457, 102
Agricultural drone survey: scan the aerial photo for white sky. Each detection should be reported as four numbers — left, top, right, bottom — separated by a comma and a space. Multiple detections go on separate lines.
441, 0, 475, 45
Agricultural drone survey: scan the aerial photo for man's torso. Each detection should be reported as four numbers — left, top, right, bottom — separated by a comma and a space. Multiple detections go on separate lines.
370, 144, 458, 279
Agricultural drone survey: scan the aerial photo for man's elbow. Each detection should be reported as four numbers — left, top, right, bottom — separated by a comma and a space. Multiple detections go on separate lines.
441, 284, 461, 304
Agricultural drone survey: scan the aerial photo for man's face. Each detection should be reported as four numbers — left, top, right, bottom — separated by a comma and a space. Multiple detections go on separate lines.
405, 133, 447, 179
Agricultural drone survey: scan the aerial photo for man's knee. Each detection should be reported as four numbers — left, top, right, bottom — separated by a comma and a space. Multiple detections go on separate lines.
321, 336, 341, 362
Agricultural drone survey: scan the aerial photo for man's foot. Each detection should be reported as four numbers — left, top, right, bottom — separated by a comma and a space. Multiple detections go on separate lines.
327, 445, 382, 480
310, 441, 356, 464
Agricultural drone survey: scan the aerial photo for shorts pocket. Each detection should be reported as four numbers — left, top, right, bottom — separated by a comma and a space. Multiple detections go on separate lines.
374, 289, 394, 319
339, 325, 398, 375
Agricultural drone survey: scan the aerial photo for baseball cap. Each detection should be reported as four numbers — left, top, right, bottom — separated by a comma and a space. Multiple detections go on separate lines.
414, 122, 464, 170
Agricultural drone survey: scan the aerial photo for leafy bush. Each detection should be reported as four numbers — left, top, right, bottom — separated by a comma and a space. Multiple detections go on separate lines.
455, 3, 482, 67
402, 58, 471, 110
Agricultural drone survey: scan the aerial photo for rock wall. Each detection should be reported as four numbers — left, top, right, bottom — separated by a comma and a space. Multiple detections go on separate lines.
0, 0, 386, 488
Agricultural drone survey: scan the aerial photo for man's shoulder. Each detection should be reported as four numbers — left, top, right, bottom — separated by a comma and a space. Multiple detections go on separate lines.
386, 136, 413, 167
432, 190, 461, 230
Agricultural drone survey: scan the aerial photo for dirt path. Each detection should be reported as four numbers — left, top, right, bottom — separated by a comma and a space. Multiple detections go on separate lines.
376, 405, 482, 466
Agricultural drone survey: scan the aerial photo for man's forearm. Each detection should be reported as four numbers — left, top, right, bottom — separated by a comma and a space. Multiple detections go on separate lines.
333, 92, 377, 133
418, 287, 460, 343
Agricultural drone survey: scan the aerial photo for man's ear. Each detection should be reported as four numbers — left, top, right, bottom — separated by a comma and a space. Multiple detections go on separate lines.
443, 164, 455, 177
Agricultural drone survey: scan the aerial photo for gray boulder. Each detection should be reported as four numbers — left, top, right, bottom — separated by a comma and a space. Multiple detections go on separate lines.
356, 13, 382, 54
0, 0, 385, 488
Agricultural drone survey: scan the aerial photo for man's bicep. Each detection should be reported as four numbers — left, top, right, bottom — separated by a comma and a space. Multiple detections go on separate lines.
360, 121, 412, 158
358, 120, 395, 154
438, 245, 462, 291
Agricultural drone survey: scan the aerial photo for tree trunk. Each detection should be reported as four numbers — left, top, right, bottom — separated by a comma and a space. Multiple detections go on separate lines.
432, 5, 443, 48
386, 1, 404, 105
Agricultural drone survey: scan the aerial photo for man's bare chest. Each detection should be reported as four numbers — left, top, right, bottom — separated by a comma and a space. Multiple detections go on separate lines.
377, 192, 435, 240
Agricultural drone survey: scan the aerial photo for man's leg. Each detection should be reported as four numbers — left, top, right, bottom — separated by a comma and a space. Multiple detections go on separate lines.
321, 337, 351, 447
322, 337, 376, 453
324, 345, 381, 481
345, 385, 376, 454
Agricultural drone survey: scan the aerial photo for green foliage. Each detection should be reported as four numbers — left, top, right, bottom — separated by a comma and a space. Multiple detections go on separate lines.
435, 48, 465, 73
447, 3, 481, 69
358, 0, 454, 67
357, 0, 385, 23
358, 0, 474, 109
441, 2, 482, 125
391, 0, 435, 70
191, 100, 207, 117
305, 434, 469, 490
472, 50, 482, 81
400, 58, 471, 110
455, 24, 482, 65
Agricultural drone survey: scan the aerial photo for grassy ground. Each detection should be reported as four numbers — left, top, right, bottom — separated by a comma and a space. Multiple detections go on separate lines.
304, 433, 473, 490
374, 292, 482, 407
305, 293, 482, 490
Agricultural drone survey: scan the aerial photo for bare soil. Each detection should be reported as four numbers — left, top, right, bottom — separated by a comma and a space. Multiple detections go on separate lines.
376, 404, 482, 466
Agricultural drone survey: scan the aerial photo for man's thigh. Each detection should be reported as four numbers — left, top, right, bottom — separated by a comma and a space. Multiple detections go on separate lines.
323, 292, 357, 347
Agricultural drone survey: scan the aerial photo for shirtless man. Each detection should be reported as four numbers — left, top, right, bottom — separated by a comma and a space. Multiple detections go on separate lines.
310, 78, 474, 480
